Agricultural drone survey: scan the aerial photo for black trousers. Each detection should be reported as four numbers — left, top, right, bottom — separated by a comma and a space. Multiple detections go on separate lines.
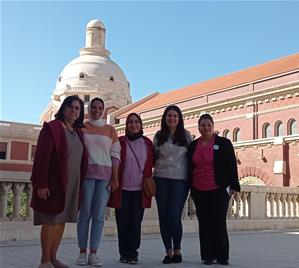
191, 187, 230, 262
115, 190, 145, 258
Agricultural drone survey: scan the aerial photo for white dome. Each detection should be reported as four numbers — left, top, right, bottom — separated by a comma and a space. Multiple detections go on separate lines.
55, 55, 128, 89
51, 19, 131, 110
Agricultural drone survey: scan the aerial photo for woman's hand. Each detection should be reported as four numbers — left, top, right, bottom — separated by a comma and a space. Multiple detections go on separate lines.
37, 188, 51, 200
109, 179, 119, 192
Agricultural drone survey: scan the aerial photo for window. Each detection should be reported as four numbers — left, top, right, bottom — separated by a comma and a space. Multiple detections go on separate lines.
109, 76, 114, 81
223, 129, 231, 140
262, 123, 272, 138
287, 119, 298, 135
0, 142, 7, 159
233, 128, 240, 142
79, 72, 85, 79
31, 145, 37, 161
84, 95, 90, 103
274, 121, 283, 137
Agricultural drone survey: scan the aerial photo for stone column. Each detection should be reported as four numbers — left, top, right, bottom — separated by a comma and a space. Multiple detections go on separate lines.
12, 182, 25, 220
249, 190, 266, 219
25, 183, 33, 220
105, 207, 114, 221
0, 182, 12, 221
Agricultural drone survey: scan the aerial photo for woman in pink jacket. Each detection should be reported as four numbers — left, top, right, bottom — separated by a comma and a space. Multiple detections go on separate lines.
108, 113, 154, 265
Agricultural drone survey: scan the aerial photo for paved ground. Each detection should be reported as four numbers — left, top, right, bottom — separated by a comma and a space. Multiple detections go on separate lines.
1, 230, 299, 268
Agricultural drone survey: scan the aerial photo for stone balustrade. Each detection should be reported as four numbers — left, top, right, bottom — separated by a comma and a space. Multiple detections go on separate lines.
1, 178, 298, 222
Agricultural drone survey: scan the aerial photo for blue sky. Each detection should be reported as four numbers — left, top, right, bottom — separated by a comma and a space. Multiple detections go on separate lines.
1, 0, 299, 124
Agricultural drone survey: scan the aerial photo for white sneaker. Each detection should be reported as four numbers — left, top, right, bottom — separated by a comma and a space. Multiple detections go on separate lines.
38, 262, 54, 268
76, 253, 88, 266
88, 253, 103, 267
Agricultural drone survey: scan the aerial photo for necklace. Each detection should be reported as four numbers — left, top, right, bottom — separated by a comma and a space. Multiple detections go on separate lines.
63, 122, 76, 136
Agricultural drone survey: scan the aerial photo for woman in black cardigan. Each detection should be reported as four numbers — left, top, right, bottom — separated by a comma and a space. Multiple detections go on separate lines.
188, 114, 240, 266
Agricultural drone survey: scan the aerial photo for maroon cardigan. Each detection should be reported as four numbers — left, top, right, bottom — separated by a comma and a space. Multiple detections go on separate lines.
108, 136, 154, 209
30, 119, 88, 214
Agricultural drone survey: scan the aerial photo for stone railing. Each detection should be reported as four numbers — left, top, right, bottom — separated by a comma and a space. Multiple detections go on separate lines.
1, 178, 299, 222
0, 181, 32, 221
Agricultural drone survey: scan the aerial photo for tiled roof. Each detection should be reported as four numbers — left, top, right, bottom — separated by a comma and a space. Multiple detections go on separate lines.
118, 53, 299, 118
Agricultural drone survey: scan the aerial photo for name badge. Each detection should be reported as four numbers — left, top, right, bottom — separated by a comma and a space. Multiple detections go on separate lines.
213, 144, 219, 150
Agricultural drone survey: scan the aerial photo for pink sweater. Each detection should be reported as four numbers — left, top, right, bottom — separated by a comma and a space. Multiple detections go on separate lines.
192, 135, 218, 191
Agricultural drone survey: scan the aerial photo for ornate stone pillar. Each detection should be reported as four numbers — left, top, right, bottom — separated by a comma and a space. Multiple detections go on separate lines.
274, 193, 281, 218
268, 193, 275, 218
25, 183, 33, 220
281, 193, 287, 218
234, 193, 241, 219
0, 182, 12, 221
105, 207, 113, 220
286, 194, 292, 217
12, 182, 25, 220
291, 195, 297, 218
241, 192, 249, 218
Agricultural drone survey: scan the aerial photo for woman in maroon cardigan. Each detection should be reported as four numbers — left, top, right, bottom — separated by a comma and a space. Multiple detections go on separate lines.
108, 113, 154, 264
30, 95, 88, 268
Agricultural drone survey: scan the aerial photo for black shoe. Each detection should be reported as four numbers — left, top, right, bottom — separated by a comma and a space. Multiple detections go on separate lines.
128, 256, 139, 265
203, 260, 213, 265
217, 259, 229, 265
162, 255, 172, 264
172, 254, 182, 263
119, 256, 128, 263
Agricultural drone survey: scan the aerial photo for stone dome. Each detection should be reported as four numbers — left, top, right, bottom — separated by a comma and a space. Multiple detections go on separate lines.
86, 19, 105, 29
51, 19, 131, 111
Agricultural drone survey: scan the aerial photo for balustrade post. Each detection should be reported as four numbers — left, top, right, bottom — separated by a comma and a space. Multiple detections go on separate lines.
12, 182, 25, 220
105, 207, 113, 220
227, 195, 234, 219
25, 183, 33, 220
291, 195, 297, 218
240, 192, 249, 218
234, 193, 241, 219
274, 193, 281, 218
281, 193, 287, 218
269, 193, 275, 218
0, 182, 12, 221
286, 194, 292, 217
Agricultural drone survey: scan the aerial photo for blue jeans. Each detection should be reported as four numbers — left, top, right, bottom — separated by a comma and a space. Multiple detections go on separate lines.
77, 178, 110, 250
155, 177, 189, 252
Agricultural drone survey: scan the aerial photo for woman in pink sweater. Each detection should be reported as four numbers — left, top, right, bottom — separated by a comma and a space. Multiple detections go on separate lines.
108, 113, 154, 265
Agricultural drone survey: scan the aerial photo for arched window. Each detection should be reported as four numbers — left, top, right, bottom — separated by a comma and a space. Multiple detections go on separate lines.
262, 123, 272, 138
223, 129, 231, 140
79, 72, 86, 79
233, 128, 240, 142
287, 119, 298, 135
274, 121, 283, 137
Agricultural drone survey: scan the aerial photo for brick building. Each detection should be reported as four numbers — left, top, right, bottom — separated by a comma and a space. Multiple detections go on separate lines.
110, 53, 299, 187
0, 53, 298, 188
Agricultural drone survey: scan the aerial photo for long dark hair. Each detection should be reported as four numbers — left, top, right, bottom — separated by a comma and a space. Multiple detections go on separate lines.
156, 105, 188, 147
55, 95, 85, 128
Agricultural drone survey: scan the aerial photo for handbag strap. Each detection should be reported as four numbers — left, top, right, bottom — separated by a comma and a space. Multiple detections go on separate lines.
127, 140, 144, 175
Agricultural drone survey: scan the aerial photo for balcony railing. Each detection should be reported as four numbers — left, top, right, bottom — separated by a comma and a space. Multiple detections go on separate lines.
1, 178, 299, 222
